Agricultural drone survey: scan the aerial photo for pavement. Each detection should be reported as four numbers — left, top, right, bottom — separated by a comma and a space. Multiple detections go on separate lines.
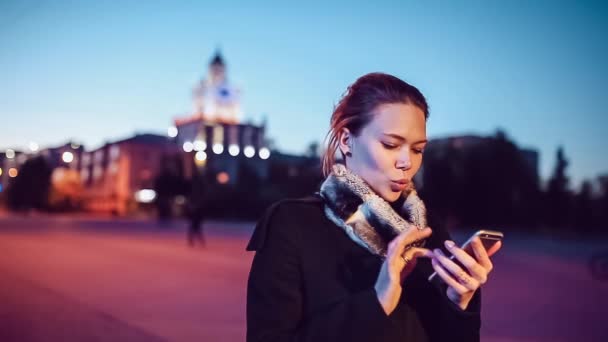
0, 214, 607, 341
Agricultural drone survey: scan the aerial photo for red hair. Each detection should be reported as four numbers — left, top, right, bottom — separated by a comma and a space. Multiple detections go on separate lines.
322, 73, 430, 176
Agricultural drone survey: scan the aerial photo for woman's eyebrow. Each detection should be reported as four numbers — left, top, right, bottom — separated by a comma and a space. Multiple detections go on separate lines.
382, 133, 427, 144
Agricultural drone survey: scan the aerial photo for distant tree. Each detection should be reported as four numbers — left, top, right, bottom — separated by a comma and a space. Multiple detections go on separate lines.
305, 141, 320, 158
573, 180, 594, 232
420, 130, 541, 230
153, 154, 183, 223
420, 140, 464, 229
545, 146, 572, 228
6, 156, 53, 211
597, 175, 608, 231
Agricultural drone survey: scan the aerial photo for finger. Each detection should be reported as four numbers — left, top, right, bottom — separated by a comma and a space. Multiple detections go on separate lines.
404, 247, 434, 260
397, 227, 432, 251
433, 248, 480, 290
387, 227, 432, 261
470, 237, 494, 272
395, 248, 433, 271
444, 240, 486, 281
487, 240, 502, 257
431, 258, 469, 295
400, 248, 427, 276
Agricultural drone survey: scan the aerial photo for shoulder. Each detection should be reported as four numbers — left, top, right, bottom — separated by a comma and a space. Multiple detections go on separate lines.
246, 195, 326, 251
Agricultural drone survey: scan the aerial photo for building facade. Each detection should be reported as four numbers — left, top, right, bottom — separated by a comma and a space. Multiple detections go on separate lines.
171, 51, 270, 186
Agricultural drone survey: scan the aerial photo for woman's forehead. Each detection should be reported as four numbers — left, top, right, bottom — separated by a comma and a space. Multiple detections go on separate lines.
365, 103, 427, 140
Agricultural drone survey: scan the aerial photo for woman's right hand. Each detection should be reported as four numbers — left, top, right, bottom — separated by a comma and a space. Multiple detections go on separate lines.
374, 227, 433, 316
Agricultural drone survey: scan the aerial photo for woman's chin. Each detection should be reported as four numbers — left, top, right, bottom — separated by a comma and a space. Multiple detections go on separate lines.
380, 190, 401, 203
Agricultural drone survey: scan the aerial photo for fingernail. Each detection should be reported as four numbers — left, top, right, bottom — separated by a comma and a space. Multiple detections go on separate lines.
445, 240, 455, 249
434, 248, 443, 256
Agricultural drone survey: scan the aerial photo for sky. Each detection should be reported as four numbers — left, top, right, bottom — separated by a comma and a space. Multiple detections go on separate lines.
1, 0, 607, 189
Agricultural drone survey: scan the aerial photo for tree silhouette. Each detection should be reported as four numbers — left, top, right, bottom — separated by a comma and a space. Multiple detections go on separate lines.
420, 131, 541, 230
6, 156, 52, 211
545, 146, 572, 228
573, 180, 594, 231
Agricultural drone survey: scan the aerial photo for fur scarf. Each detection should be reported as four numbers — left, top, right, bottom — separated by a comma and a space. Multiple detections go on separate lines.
319, 164, 427, 259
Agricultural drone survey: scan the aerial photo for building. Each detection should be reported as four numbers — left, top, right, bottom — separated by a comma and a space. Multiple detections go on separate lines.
170, 51, 271, 186
78, 134, 180, 215
0, 142, 84, 198
417, 133, 539, 190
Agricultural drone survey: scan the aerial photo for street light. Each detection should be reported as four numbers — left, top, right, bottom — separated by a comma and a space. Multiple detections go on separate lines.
228, 144, 240, 156
6, 149, 15, 159
194, 140, 206, 151
62, 151, 74, 163
135, 189, 156, 203
29, 142, 39, 152
195, 151, 207, 161
217, 172, 229, 184
183, 141, 194, 152
259, 147, 270, 160
212, 143, 224, 154
168, 126, 178, 138
244, 146, 255, 158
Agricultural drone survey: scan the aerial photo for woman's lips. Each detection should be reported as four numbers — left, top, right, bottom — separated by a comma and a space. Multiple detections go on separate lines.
390, 181, 408, 191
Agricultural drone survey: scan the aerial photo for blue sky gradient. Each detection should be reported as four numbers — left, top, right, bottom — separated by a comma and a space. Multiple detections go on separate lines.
1, 0, 606, 189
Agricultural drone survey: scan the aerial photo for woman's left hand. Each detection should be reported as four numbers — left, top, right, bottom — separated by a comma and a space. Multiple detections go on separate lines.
431, 237, 502, 310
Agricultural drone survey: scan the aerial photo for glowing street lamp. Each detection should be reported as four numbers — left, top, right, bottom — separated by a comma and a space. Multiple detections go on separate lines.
168, 126, 178, 138
29, 142, 39, 152
194, 150, 207, 167
62, 151, 74, 163
259, 147, 270, 160
244, 146, 255, 158
6, 149, 15, 159
212, 143, 224, 154
195, 151, 207, 161
194, 140, 206, 151
228, 144, 240, 156
135, 189, 156, 203
183, 141, 194, 152
216, 172, 230, 184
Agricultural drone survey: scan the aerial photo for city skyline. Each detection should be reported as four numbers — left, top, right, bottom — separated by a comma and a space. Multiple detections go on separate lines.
1, 0, 607, 189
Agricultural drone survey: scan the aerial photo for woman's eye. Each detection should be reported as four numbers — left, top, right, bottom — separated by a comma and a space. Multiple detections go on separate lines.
381, 142, 398, 150
413, 149, 425, 155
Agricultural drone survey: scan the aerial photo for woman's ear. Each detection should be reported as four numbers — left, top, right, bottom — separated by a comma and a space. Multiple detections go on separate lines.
338, 128, 353, 156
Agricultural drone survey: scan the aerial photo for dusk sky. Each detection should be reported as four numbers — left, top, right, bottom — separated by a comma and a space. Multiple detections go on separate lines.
1, 0, 606, 189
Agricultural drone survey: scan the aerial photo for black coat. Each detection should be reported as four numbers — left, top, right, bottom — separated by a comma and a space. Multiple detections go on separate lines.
246, 196, 481, 342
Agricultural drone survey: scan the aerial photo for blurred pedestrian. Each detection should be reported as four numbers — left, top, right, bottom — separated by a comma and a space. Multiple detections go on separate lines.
187, 173, 206, 247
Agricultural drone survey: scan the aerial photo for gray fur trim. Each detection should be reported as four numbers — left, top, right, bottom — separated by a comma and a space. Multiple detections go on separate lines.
319, 164, 427, 258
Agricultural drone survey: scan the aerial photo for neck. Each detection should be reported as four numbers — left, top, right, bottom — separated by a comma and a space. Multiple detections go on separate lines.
390, 195, 405, 211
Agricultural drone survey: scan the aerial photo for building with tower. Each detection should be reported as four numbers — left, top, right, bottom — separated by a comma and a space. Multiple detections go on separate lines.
171, 51, 270, 186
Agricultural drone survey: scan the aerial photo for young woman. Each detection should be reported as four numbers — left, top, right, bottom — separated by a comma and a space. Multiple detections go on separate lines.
246, 73, 502, 342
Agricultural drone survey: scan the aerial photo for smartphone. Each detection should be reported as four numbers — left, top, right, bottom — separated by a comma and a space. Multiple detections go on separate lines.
427, 229, 503, 282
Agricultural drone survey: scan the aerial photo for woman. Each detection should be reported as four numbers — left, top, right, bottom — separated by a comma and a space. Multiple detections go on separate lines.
246, 73, 502, 341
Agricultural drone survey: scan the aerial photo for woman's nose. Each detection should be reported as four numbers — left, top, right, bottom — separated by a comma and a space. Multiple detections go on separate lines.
395, 153, 412, 170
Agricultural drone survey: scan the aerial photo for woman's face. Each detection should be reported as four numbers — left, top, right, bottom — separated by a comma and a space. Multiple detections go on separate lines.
341, 103, 427, 203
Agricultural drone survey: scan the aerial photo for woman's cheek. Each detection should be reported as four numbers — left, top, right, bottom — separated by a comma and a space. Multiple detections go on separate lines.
367, 145, 387, 170
410, 157, 423, 177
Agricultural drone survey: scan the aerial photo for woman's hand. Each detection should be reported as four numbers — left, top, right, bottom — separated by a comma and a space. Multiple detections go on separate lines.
375, 227, 433, 316
431, 237, 502, 310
